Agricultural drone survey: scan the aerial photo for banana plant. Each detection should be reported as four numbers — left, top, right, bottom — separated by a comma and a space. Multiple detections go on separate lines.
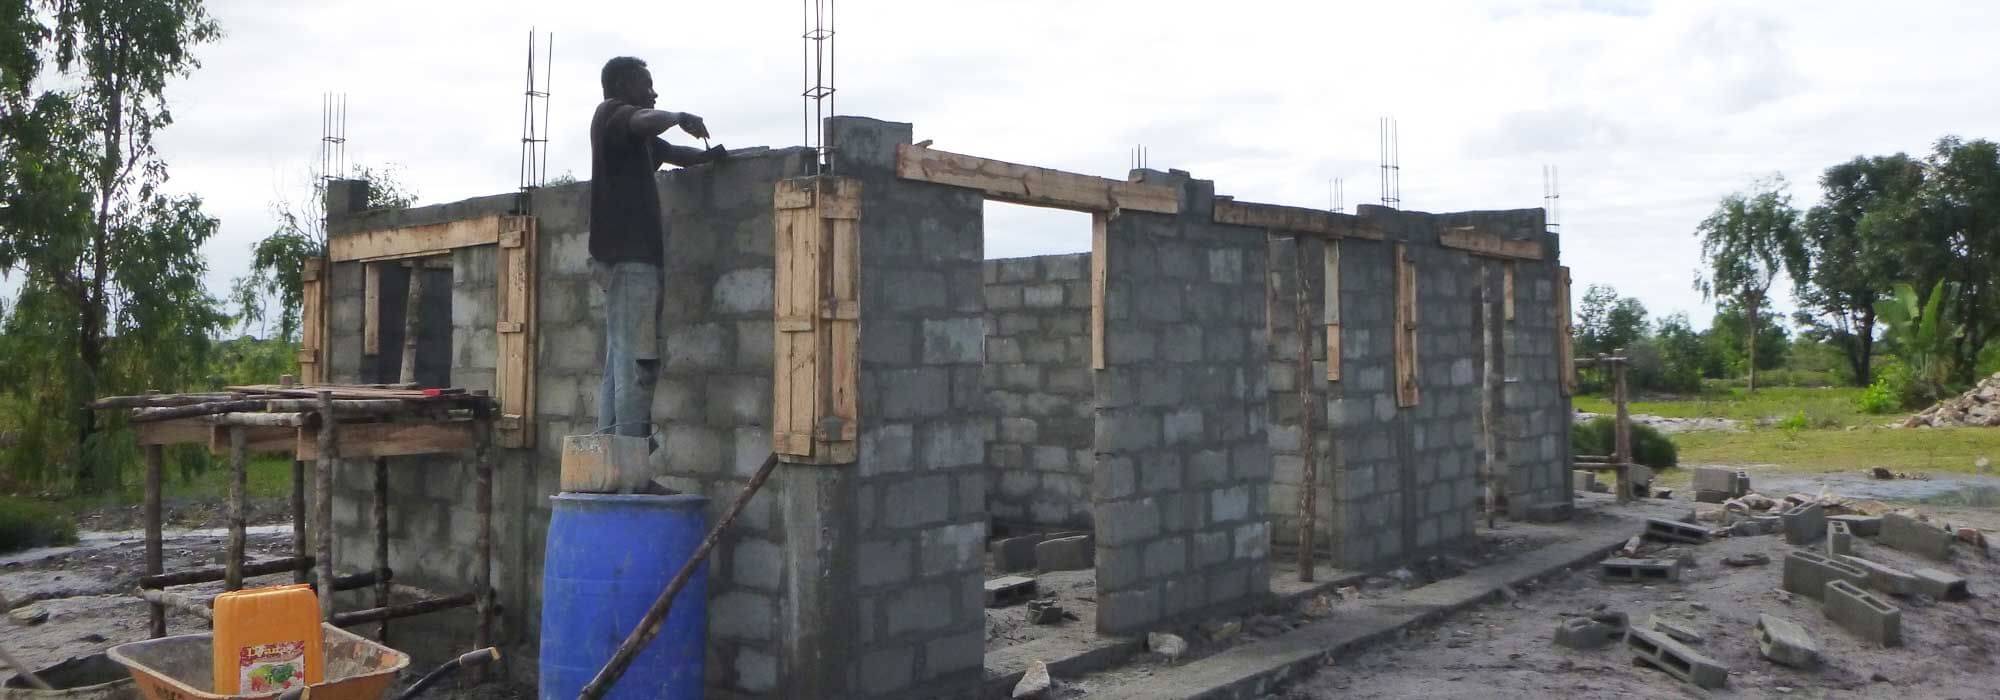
1875, 279, 1961, 400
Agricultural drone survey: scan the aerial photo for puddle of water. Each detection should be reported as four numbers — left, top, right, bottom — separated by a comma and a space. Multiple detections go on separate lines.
1747, 470, 2000, 507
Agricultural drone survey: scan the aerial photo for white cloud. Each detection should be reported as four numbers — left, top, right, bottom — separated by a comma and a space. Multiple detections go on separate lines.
145, 0, 2000, 331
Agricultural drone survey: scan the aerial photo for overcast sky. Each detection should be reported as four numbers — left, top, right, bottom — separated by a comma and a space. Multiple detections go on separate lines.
151, 0, 2000, 331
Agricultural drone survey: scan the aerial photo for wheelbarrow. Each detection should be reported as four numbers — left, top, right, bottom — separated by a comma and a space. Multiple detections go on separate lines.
1, 653, 137, 699
106, 624, 496, 700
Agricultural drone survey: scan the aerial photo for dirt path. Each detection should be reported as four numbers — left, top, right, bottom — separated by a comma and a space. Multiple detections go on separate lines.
1278, 511, 2000, 698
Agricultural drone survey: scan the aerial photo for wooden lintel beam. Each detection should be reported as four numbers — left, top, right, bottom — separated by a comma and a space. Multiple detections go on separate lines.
329, 215, 508, 262
1438, 226, 1543, 260
895, 144, 1179, 214
1212, 199, 1384, 240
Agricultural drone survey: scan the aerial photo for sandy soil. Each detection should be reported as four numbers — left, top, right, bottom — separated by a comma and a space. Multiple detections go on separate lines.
1278, 516, 2000, 699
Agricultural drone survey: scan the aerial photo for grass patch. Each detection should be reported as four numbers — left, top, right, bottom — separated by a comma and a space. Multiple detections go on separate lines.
0, 494, 79, 553
45, 456, 294, 516
1673, 427, 1998, 475
1574, 386, 1874, 428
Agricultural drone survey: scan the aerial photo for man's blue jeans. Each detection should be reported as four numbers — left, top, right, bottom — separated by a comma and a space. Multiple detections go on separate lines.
593, 260, 661, 438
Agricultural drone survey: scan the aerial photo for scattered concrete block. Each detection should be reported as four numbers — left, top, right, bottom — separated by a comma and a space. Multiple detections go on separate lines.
1753, 515, 1783, 532
985, 575, 1037, 607
1573, 470, 1597, 492
1555, 616, 1622, 650
1829, 514, 1881, 537
992, 534, 1042, 572
1602, 558, 1681, 583
1692, 467, 1739, 494
1880, 513, 1954, 561
1781, 550, 1869, 599
1783, 493, 1817, 508
1035, 534, 1094, 572
1754, 614, 1820, 669
1648, 614, 1705, 645
1828, 520, 1855, 557
1912, 568, 1970, 601
1013, 659, 1051, 698
1823, 580, 1902, 646
1644, 517, 1712, 545
1782, 502, 1825, 546
1735, 470, 1752, 495
1695, 489, 1732, 504
1147, 632, 1188, 660
1722, 552, 1771, 567
1026, 599, 1068, 624
1627, 626, 1729, 689
1839, 555, 1919, 596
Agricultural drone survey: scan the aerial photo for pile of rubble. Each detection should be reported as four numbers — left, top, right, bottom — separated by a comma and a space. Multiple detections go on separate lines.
1903, 371, 2000, 428
1562, 471, 1981, 692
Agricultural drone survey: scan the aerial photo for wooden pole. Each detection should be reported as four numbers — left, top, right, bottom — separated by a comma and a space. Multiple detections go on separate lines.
226, 426, 248, 591
578, 453, 782, 700
400, 263, 424, 385
472, 399, 495, 674
292, 459, 309, 584
1292, 238, 1317, 583
144, 440, 165, 637
331, 593, 478, 628
1612, 355, 1632, 504
373, 457, 390, 643
142, 557, 316, 589
315, 391, 338, 622
1479, 267, 1500, 528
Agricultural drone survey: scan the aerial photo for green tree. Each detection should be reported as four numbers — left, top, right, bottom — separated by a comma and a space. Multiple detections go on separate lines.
1708, 301, 1791, 378
1875, 280, 1959, 404
1650, 313, 1710, 392
1695, 176, 1802, 392
1574, 284, 1649, 358
231, 166, 416, 341
1919, 137, 2000, 384
1791, 154, 1925, 386
0, 0, 223, 492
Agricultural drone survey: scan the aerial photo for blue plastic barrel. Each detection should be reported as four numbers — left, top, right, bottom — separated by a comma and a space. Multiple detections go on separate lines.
540, 493, 708, 699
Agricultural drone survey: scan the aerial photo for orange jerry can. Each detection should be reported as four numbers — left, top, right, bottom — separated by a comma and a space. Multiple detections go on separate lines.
210, 584, 324, 695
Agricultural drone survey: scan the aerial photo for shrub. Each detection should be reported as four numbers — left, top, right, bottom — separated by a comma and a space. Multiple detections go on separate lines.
1856, 377, 1900, 415
0, 495, 77, 554
1570, 416, 1678, 469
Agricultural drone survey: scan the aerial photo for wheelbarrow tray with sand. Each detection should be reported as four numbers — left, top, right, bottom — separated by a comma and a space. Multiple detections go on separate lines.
2, 653, 137, 699
106, 625, 407, 700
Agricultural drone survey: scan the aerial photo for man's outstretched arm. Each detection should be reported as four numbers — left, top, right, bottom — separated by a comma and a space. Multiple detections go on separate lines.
654, 139, 724, 168
628, 109, 710, 139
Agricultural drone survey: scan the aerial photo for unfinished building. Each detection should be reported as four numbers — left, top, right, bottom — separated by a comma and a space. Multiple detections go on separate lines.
303, 115, 1573, 698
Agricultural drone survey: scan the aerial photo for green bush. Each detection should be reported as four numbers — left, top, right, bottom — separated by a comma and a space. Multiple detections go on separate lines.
1570, 416, 1678, 469
1856, 376, 1901, 415
0, 495, 77, 554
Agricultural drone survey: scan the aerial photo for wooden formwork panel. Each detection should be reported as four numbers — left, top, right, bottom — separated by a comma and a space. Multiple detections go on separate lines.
1393, 244, 1420, 407
1324, 240, 1342, 381
772, 177, 861, 465
1558, 265, 1575, 396
496, 216, 537, 448
299, 258, 327, 384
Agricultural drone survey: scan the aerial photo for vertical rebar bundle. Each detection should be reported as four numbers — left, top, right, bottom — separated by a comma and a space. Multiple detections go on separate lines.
802, 0, 838, 174
520, 29, 554, 198
1542, 164, 1562, 233
1378, 117, 1400, 209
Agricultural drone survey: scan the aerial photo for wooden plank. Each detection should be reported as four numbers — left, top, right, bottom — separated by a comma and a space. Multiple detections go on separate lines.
1438, 225, 1543, 260
209, 425, 296, 455
1091, 213, 1108, 370
328, 215, 504, 262
1323, 240, 1341, 381
295, 421, 478, 460
299, 258, 325, 384
822, 178, 861, 461
1558, 266, 1575, 397
772, 180, 817, 461
1213, 199, 1385, 240
135, 419, 208, 446
1503, 261, 1516, 322
496, 216, 537, 448
363, 263, 381, 356
1326, 323, 1342, 382
895, 144, 1179, 214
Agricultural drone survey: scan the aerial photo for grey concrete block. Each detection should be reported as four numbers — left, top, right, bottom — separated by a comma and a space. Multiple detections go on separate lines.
1823, 580, 1901, 646
1643, 518, 1711, 545
1143, 537, 1188, 578
921, 317, 986, 364
1828, 514, 1881, 537
1691, 467, 1740, 494
921, 522, 985, 576
984, 575, 1037, 607
711, 267, 774, 314
1754, 614, 1819, 669
991, 534, 1039, 572
858, 645, 914, 695
1838, 554, 1918, 596
1035, 535, 1094, 572
858, 539, 913, 587
1694, 489, 1732, 504
885, 583, 953, 636
1572, 470, 1597, 493
882, 476, 952, 527
1782, 502, 1825, 545
1096, 498, 1160, 546
1881, 512, 1954, 560
730, 537, 782, 591
711, 591, 775, 641
1913, 567, 1970, 601
1554, 612, 1627, 650
1827, 520, 1854, 557
1626, 627, 1728, 689
1601, 558, 1680, 583
1781, 550, 1869, 599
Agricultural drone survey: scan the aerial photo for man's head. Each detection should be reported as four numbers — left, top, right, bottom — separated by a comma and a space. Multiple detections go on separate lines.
601, 56, 655, 107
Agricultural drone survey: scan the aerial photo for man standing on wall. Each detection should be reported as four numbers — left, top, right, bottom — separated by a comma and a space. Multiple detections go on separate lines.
591, 56, 726, 438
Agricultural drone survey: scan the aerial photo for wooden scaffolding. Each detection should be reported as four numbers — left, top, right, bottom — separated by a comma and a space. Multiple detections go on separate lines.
90, 381, 497, 650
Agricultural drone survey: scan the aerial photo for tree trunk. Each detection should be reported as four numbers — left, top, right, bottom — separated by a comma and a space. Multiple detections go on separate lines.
1855, 307, 1876, 387
1745, 296, 1759, 393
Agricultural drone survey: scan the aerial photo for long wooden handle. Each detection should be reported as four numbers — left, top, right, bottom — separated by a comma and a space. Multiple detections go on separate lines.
577, 452, 782, 699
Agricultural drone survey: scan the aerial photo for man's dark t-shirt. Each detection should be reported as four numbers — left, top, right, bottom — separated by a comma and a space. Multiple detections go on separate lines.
589, 99, 675, 264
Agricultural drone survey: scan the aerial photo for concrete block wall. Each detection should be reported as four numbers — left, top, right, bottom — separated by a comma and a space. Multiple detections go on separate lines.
983, 253, 1095, 529
1494, 219, 1573, 515
323, 147, 815, 696
1092, 170, 1272, 635
822, 116, 990, 699
1264, 235, 1334, 552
